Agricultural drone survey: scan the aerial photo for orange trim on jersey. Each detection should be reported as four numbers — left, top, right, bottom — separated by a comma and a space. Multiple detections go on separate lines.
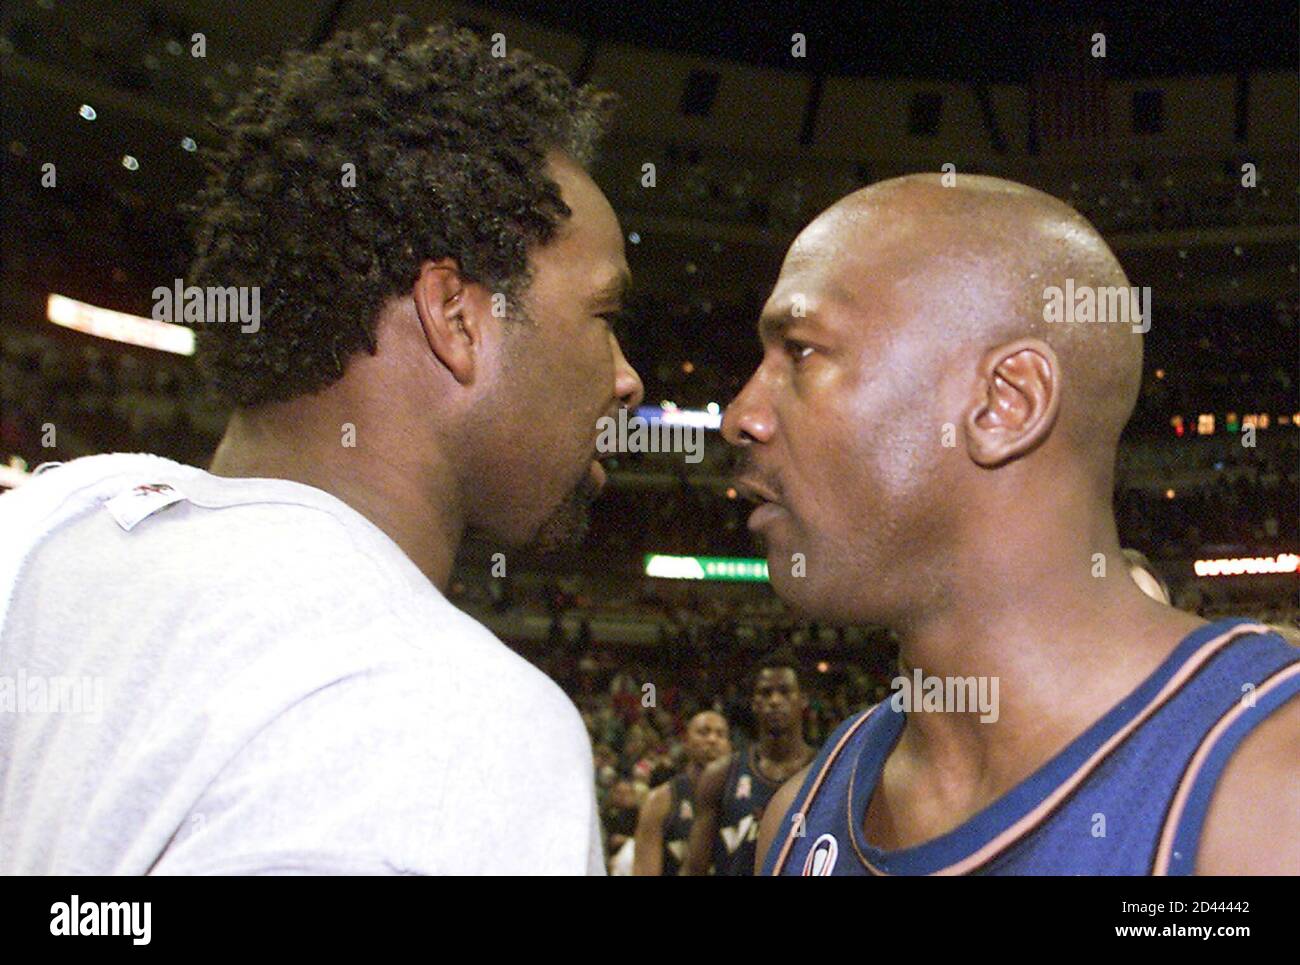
848, 622, 1268, 876
1151, 660, 1300, 875
769, 705, 881, 875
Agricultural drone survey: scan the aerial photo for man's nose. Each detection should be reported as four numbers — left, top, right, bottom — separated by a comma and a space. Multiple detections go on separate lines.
721, 369, 776, 446
611, 336, 644, 410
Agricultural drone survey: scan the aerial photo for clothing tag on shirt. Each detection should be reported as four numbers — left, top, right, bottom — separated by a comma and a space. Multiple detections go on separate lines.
104, 482, 188, 531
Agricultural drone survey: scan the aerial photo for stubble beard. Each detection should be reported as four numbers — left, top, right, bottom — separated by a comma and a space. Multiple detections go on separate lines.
527, 467, 601, 554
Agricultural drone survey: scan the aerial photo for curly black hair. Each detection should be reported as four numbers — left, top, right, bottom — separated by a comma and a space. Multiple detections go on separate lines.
184, 16, 615, 406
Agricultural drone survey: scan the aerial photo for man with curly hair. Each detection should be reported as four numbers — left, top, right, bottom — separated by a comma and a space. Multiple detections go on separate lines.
0, 19, 642, 874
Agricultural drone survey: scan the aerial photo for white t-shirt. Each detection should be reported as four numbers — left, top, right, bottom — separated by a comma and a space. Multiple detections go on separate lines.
0, 454, 604, 875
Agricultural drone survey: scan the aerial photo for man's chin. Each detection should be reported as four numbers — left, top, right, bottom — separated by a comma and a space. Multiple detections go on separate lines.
526, 471, 602, 555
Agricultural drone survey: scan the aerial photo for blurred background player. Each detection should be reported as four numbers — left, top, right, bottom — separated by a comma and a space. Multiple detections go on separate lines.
632, 710, 730, 875
680, 652, 814, 875
1123, 546, 1299, 644
1124, 547, 1173, 604
602, 778, 642, 874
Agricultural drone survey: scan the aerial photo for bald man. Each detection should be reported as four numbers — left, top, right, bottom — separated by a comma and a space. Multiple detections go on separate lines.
1123, 548, 1173, 605
726, 174, 1300, 876
632, 711, 730, 875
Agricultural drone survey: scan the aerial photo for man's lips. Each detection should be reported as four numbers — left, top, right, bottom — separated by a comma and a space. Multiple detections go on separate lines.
732, 476, 780, 506
588, 406, 624, 488
589, 406, 622, 491
733, 476, 786, 531
748, 502, 785, 531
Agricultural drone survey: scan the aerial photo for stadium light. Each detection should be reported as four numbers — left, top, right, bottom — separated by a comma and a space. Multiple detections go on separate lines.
1192, 553, 1300, 577
46, 294, 195, 356
635, 405, 722, 430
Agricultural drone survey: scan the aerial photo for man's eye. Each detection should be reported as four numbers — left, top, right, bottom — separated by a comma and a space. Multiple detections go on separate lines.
785, 339, 813, 362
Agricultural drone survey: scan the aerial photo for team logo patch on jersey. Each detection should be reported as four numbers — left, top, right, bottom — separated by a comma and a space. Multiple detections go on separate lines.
802, 833, 839, 876
133, 483, 174, 496
720, 815, 757, 855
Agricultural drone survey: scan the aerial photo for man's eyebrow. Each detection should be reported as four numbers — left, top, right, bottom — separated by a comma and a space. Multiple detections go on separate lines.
759, 313, 806, 343
757, 313, 791, 340
758, 307, 826, 340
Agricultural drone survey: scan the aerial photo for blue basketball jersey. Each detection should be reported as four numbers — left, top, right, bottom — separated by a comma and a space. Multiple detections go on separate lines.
713, 746, 783, 876
764, 618, 1300, 876
661, 771, 696, 876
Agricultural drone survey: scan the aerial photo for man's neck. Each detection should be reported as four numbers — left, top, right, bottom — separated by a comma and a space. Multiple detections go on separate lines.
885, 554, 1206, 809
757, 727, 811, 765
207, 407, 463, 590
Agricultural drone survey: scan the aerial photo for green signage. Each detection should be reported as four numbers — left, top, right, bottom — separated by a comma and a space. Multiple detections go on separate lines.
643, 554, 770, 582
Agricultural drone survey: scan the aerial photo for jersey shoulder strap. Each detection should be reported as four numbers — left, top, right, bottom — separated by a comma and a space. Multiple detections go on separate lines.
762, 705, 881, 875
1155, 652, 1300, 874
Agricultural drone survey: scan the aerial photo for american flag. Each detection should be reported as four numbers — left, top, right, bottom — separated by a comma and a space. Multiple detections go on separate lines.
1031, 24, 1110, 147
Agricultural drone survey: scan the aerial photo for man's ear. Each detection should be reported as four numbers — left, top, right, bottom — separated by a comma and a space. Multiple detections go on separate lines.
411, 258, 489, 386
964, 338, 1061, 468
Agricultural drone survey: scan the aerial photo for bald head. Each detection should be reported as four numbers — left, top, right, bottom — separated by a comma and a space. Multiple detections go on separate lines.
798, 173, 1143, 457
723, 173, 1145, 624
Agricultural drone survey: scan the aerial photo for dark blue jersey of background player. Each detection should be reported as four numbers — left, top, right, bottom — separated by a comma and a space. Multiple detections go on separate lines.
679, 654, 814, 875
660, 771, 697, 874
633, 710, 730, 875
708, 743, 784, 874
